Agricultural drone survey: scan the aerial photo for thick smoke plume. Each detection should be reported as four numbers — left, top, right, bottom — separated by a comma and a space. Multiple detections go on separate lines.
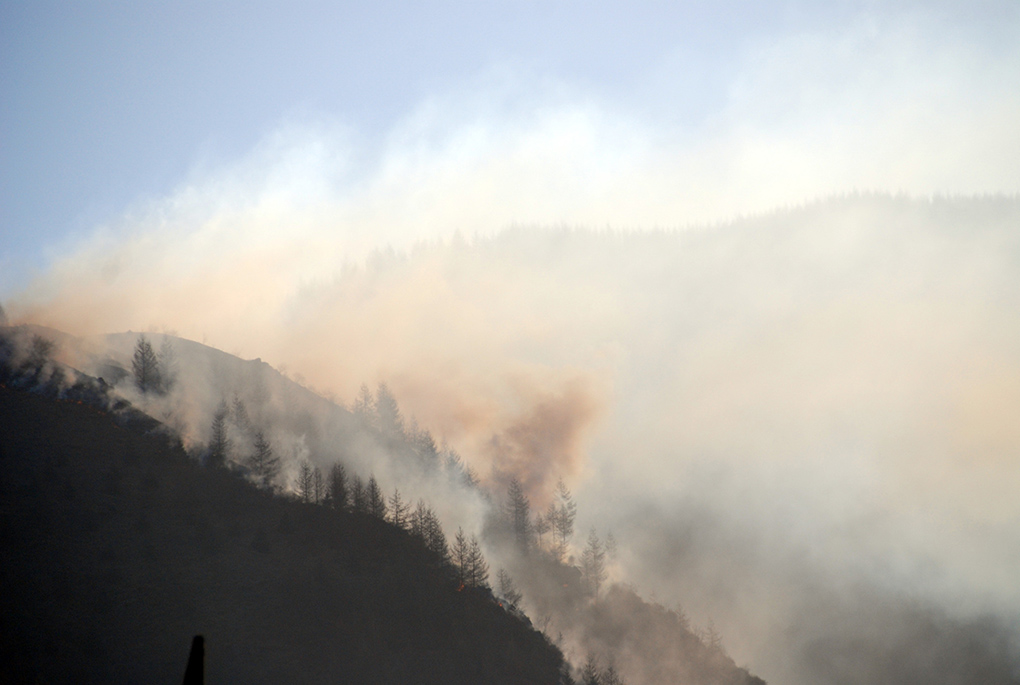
10, 192, 1020, 684
6, 20, 1020, 675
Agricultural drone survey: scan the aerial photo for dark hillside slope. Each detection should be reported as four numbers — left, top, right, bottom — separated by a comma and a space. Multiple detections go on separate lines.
0, 385, 564, 684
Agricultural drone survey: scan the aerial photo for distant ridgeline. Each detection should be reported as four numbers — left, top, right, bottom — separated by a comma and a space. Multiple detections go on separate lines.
0, 325, 765, 685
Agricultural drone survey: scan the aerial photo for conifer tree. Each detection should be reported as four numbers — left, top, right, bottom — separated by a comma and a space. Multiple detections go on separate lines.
411, 499, 429, 539
231, 394, 251, 432
443, 449, 480, 487
375, 382, 404, 438
366, 475, 386, 518
388, 488, 409, 529
157, 336, 178, 393
580, 653, 601, 685
506, 477, 532, 553
465, 535, 489, 588
549, 478, 577, 562
534, 512, 550, 549
132, 334, 161, 394
581, 528, 607, 600
705, 619, 723, 650
350, 475, 367, 513
326, 462, 349, 511
352, 383, 375, 428
24, 335, 54, 375
246, 431, 280, 489
424, 509, 449, 563
207, 404, 230, 469
296, 461, 314, 502
312, 466, 324, 504
674, 604, 691, 631
408, 420, 440, 467
411, 500, 448, 562
452, 528, 470, 585
497, 569, 523, 607
602, 662, 624, 685
605, 531, 618, 561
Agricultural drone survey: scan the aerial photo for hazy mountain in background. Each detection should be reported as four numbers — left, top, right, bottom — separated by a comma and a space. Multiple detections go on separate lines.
5, 193, 1020, 684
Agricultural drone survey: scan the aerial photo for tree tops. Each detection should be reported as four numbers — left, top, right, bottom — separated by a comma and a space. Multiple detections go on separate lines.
246, 431, 280, 490
207, 404, 230, 469
411, 499, 449, 563
506, 477, 532, 553
547, 478, 577, 562
131, 334, 178, 395
581, 528, 608, 600
132, 335, 161, 394
295, 461, 325, 504
452, 527, 489, 589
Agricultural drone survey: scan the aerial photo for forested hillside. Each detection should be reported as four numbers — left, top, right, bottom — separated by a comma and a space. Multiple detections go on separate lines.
0, 383, 566, 684
0, 328, 766, 684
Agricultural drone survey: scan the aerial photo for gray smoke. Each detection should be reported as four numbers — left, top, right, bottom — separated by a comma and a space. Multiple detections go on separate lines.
8, 193, 1020, 684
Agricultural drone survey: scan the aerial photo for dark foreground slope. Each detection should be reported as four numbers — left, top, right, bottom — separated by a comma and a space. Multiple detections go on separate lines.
0, 385, 564, 685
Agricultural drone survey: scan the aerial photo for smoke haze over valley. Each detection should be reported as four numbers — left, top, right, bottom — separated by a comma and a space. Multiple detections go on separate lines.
3, 2, 1020, 683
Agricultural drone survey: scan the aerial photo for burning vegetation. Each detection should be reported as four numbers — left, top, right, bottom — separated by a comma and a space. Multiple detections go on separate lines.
0, 322, 764, 684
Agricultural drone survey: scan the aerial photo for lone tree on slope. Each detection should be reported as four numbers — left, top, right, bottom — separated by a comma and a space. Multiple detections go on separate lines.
246, 431, 280, 489
374, 383, 404, 439
132, 334, 162, 394
506, 477, 532, 554
296, 461, 315, 503
207, 404, 230, 469
366, 476, 386, 518
581, 528, 607, 600
453, 528, 471, 585
326, 462, 349, 511
548, 479, 578, 562
389, 488, 410, 529
465, 535, 489, 588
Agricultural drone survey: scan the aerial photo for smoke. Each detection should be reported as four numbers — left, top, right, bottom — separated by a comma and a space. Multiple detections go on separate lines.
13, 192, 1020, 683
6, 7, 1020, 682
484, 377, 603, 504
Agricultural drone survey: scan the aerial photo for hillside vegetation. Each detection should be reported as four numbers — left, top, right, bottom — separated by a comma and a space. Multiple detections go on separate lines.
0, 382, 563, 684
0, 330, 765, 684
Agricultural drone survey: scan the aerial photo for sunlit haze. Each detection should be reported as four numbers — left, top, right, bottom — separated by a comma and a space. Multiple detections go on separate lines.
3, 2, 1019, 683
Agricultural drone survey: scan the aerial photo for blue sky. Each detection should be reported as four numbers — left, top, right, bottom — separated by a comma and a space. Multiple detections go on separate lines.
2, 1, 1018, 297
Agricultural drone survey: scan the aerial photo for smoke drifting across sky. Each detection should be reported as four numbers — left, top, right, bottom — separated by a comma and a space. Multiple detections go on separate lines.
3, 1, 1019, 289
5, 3, 1020, 683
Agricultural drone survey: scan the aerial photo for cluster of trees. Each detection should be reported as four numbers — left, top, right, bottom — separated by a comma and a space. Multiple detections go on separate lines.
131, 334, 178, 395
579, 653, 627, 685
295, 461, 325, 503
0, 329, 59, 386
498, 475, 613, 600
206, 396, 282, 489
2, 379, 573, 685
285, 456, 490, 590
247, 431, 279, 489
194, 376, 739, 684
496, 568, 523, 609
501, 477, 579, 560
353, 383, 479, 487
452, 528, 489, 588
203, 382, 495, 592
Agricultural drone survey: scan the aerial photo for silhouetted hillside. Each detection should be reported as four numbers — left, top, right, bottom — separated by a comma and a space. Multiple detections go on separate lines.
0, 381, 565, 684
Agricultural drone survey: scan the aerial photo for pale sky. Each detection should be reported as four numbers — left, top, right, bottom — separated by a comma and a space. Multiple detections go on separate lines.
2, 0, 1019, 297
